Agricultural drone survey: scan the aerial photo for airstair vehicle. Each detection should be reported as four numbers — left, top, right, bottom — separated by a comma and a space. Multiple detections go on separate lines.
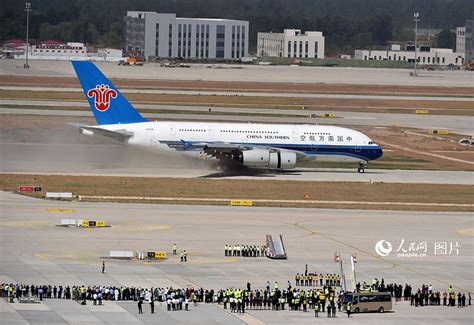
266, 234, 287, 259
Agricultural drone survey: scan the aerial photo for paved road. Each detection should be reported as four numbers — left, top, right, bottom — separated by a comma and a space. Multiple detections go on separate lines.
0, 191, 472, 324
1, 85, 473, 101
2, 106, 473, 136
2, 142, 473, 184
1, 59, 473, 87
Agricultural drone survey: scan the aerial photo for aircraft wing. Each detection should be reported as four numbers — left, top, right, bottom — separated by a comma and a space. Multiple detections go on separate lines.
178, 140, 306, 160
68, 123, 133, 143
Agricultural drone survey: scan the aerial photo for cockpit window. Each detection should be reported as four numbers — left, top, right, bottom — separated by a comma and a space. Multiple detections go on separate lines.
368, 141, 374, 144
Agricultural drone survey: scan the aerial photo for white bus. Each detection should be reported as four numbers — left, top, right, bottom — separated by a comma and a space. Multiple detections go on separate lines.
343, 292, 393, 313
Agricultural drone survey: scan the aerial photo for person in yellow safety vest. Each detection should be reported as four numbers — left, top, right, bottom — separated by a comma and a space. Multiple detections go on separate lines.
274, 281, 279, 289
8, 285, 14, 302
448, 286, 453, 293
314, 301, 321, 317
172, 243, 177, 255
314, 274, 319, 286
80, 286, 86, 304
324, 287, 329, 296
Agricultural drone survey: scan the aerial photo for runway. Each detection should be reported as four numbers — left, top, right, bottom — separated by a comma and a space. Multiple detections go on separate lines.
1, 105, 473, 136
2, 85, 474, 101
2, 142, 473, 184
1, 59, 473, 87
1, 191, 473, 324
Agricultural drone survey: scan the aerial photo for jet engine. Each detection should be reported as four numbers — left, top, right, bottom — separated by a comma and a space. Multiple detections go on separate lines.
240, 149, 297, 169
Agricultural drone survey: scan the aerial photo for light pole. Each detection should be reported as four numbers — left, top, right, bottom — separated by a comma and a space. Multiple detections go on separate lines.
24, 2, 31, 68
334, 252, 347, 292
413, 12, 420, 76
350, 254, 358, 291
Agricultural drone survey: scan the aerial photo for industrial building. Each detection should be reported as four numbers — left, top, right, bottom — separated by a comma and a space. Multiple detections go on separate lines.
456, 27, 466, 54
464, 20, 473, 62
257, 29, 325, 58
125, 11, 249, 60
354, 44, 465, 66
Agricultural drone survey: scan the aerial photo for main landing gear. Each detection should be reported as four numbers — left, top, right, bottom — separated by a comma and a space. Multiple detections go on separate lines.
357, 162, 367, 173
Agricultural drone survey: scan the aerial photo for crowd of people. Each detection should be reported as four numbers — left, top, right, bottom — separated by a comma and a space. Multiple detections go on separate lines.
1, 277, 471, 316
295, 273, 342, 287
410, 285, 470, 308
224, 244, 267, 257
213, 282, 343, 316
354, 278, 471, 308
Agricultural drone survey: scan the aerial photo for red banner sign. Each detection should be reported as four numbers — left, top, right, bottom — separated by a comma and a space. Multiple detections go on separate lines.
18, 186, 34, 192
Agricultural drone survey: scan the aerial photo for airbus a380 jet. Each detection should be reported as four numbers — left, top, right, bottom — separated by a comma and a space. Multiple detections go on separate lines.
72, 61, 383, 173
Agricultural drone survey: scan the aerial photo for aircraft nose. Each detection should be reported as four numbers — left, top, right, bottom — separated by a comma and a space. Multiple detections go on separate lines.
374, 145, 383, 160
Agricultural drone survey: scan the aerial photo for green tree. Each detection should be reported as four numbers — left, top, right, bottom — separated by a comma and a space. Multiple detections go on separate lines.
436, 29, 456, 50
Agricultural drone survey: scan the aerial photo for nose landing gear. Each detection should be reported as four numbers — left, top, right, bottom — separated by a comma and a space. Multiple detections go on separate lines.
357, 162, 367, 173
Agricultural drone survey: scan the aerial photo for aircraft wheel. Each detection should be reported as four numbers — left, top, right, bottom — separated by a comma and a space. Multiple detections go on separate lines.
357, 167, 365, 173
211, 163, 224, 171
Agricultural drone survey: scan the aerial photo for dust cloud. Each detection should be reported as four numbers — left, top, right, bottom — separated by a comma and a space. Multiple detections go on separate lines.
0, 116, 213, 176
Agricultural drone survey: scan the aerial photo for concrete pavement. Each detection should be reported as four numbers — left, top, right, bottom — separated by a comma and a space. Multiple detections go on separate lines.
1, 191, 473, 324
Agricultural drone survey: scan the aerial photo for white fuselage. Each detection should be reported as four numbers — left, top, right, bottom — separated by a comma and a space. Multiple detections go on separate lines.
94, 121, 382, 164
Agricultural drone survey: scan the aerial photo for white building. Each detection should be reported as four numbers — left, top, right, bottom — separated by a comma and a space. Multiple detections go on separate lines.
257, 29, 325, 58
125, 11, 249, 60
32, 41, 87, 58
354, 44, 465, 66
14, 40, 123, 62
456, 27, 466, 54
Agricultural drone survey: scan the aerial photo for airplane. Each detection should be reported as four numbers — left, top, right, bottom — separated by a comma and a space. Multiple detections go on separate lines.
71, 61, 383, 173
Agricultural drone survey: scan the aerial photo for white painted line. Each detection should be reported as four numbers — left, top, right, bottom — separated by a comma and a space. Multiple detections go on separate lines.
380, 141, 474, 165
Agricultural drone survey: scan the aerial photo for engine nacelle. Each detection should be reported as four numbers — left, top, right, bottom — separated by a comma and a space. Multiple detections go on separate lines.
241, 149, 297, 169
80, 128, 94, 136
279, 150, 297, 169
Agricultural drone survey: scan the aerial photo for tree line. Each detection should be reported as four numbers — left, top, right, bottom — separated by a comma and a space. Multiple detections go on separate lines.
1, 0, 472, 55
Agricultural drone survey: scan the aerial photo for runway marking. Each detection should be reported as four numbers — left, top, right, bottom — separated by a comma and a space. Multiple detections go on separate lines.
432, 151, 474, 154
47, 208, 76, 212
35, 250, 102, 263
379, 140, 474, 165
79, 195, 474, 208
292, 220, 468, 292
115, 224, 172, 232
0, 220, 49, 228
456, 228, 474, 236
349, 117, 377, 120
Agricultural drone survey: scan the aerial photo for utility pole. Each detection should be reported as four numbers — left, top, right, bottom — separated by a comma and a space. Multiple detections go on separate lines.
413, 12, 420, 76
24, 2, 32, 68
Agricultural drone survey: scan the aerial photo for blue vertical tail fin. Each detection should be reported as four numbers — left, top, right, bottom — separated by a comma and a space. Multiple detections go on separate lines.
72, 61, 146, 125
